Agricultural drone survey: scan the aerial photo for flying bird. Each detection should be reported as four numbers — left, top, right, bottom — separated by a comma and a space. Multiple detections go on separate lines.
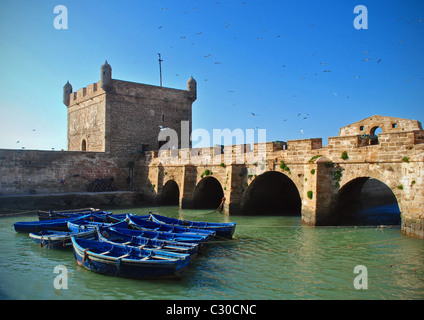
377, 58, 382, 63
251, 112, 259, 116
300, 129, 304, 134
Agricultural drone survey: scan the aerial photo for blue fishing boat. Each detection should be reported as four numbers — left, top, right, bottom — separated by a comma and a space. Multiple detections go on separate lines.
110, 226, 209, 244
13, 215, 90, 233
37, 208, 102, 221
126, 215, 215, 239
97, 226, 198, 257
67, 220, 127, 233
71, 237, 191, 280
29, 229, 97, 249
106, 213, 147, 223
150, 213, 236, 239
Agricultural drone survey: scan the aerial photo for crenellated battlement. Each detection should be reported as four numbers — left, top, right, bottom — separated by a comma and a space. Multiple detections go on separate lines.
68, 81, 105, 106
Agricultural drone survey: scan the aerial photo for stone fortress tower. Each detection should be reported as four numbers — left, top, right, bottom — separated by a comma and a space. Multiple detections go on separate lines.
63, 61, 197, 156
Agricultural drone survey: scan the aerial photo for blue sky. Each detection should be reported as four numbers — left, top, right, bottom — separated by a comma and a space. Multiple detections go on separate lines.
0, 0, 423, 150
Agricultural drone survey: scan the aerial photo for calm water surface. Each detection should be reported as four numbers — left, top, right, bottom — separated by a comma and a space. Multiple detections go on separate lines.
0, 206, 423, 300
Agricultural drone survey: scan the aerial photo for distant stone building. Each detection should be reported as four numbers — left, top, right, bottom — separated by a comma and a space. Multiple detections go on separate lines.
63, 61, 197, 156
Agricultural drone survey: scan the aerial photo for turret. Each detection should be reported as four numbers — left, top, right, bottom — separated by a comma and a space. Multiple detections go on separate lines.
187, 76, 197, 102
63, 81, 72, 106
100, 60, 112, 91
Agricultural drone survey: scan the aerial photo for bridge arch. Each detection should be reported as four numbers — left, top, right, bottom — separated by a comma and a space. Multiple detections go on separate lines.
242, 171, 301, 215
192, 176, 224, 209
160, 180, 180, 205
331, 177, 401, 225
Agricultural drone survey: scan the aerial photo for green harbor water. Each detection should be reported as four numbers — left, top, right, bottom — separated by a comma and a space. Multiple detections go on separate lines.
0, 206, 423, 300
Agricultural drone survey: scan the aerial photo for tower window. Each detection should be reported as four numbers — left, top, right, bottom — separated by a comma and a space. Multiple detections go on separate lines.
392, 123, 397, 128
81, 139, 87, 151
359, 126, 364, 131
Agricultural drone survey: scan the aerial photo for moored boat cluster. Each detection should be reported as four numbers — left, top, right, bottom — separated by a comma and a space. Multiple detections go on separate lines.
13, 209, 236, 280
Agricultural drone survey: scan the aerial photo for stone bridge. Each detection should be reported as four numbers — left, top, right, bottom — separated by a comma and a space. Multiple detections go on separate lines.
137, 115, 424, 239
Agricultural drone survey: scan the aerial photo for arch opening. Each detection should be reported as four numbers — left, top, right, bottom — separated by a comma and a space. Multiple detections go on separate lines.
242, 171, 301, 216
160, 180, 180, 205
81, 139, 87, 151
193, 177, 224, 209
370, 126, 383, 145
332, 177, 400, 225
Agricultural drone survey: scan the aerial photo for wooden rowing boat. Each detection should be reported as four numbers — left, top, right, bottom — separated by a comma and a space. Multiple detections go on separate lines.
71, 237, 191, 280
150, 213, 236, 239
110, 226, 209, 244
97, 226, 198, 257
29, 229, 97, 249
126, 214, 215, 239
13, 215, 90, 233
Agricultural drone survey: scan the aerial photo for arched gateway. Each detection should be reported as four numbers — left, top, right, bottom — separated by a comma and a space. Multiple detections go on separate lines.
242, 171, 301, 216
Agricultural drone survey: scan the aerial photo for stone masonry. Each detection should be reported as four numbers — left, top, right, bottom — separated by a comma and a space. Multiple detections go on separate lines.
0, 62, 423, 239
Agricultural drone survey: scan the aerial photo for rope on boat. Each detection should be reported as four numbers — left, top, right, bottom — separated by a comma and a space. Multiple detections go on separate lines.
83, 249, 89, 263
0, 209, 35, 216
346, 235, 405, 248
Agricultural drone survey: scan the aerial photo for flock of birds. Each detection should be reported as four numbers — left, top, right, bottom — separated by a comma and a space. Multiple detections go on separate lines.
12, 2, 423, 149
153, 2, 423, 138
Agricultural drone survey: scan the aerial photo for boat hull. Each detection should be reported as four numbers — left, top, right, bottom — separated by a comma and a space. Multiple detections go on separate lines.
127, 215, 215, 239
29, 229, 97, 249
72, 237, 190, 280
97, 226, 198, 257
13, 215, 90, 233
150, 213, 236, 239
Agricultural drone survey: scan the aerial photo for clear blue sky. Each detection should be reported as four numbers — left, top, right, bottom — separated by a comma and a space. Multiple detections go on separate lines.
0, 0, 423, 150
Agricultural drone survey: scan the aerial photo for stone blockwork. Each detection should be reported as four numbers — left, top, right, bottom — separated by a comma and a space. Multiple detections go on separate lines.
67, 82, 106, 152
0, 149, 130, 195
1, 61, 423, 241
137, 115, 424, 239
64, 62, 196, 156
